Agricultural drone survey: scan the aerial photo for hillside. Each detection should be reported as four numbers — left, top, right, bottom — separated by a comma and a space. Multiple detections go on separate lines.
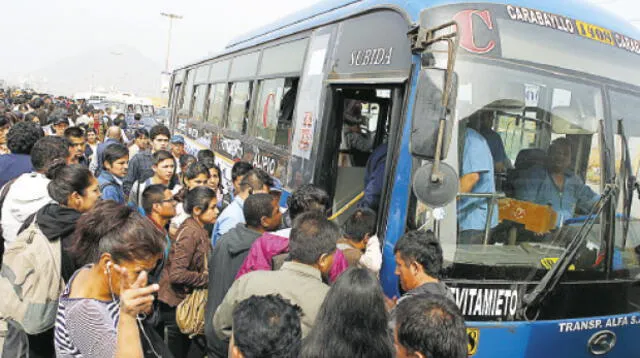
24, 44, 163, 97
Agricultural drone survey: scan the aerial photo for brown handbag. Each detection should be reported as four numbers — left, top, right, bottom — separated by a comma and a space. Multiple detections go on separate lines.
175, 232, 208, 337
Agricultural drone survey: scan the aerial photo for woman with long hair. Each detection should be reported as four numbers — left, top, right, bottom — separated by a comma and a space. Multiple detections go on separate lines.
171, 161, 210, 232
41, 164, 102, 280
129, 150, 176, 208
201, 159, 229, 211
158, 186, 218, 357
300, 268, 394, 358
55, 201, 168, 358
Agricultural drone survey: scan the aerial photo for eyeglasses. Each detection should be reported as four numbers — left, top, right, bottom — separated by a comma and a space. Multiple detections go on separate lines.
160, 198, 177, 205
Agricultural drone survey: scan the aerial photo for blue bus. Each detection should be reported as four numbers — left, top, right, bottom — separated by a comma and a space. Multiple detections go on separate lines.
168, 0, 640, 356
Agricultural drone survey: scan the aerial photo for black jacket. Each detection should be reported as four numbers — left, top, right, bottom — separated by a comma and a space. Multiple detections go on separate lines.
204, 224, 262, 357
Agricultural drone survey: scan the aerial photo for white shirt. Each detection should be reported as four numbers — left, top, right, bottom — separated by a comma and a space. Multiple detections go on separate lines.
1, 173, 53, 248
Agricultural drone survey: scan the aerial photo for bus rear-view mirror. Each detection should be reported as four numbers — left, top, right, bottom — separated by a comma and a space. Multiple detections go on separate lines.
410, 68, 457, 159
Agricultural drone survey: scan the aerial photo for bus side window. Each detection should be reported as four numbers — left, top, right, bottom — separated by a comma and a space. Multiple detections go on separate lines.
251, 77, 298, 147
226, 82, 252, 134
179, 70, 195, 117
207, 83, 227, 127
192, 84, 208, 121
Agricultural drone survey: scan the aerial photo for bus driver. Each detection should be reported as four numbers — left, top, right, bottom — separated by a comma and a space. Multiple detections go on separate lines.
513, 138, 600, 228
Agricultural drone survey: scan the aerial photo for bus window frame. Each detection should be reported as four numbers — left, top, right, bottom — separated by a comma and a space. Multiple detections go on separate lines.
225, 80, 255, 135
248, 75, 301, 149
191, 83, 210, 121
205, 82, 229, 127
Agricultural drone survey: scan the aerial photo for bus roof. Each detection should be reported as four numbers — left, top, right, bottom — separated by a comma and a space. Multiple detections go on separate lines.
179, 0, 640, 70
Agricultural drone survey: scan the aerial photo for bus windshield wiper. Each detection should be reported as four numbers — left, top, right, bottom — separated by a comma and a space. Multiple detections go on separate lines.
520, 184, 615, 315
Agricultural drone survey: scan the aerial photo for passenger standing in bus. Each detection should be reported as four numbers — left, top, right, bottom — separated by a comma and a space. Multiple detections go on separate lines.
513, 138, 599, 227
360, 142, 388, 211
458, 121, 498, 244
475, 110, 510, 173
342, 100, 372, 167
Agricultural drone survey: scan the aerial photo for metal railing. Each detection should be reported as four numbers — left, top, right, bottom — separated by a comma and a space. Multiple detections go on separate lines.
457, 192, 506, 244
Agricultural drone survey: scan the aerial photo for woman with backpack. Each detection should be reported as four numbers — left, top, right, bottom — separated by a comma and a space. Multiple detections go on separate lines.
157, 186, 219, 357
55, 201, 169, 358
129, 150, 177, 209
1, 164, 101, 358
97, 143, 129, 204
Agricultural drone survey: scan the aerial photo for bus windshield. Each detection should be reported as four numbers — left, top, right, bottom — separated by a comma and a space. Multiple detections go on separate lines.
418, 58, 618, 281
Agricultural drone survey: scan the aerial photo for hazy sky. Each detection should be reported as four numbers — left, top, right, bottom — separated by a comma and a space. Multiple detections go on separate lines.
0, 0, 322, 79
0, 0, 637, 84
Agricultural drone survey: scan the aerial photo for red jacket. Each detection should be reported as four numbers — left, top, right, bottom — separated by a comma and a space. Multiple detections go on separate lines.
235, 232, 348, 282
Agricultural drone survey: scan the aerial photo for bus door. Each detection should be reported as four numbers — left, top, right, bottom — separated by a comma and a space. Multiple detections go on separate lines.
317, 85, 401, 224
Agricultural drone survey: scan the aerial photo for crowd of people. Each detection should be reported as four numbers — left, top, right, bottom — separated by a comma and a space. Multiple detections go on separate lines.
0, 88, 469, 358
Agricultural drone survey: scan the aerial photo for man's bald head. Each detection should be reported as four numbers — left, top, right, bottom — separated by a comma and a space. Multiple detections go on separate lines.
106, 126, 122, 140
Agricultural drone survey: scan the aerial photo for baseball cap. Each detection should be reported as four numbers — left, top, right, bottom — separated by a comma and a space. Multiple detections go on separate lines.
269, 178, 284, 193
170, 135, 185, 144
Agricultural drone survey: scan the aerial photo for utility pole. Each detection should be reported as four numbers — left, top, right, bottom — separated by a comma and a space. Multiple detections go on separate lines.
160, 12, 183, 74
160, 12, 182, 103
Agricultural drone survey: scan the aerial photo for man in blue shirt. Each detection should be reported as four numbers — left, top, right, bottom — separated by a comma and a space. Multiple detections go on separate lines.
514, 138, 599, 227
211, 169, 271, 246
477, 111, 509, 173
359, 142, 387, 212
93, 126, 122, 175
97, 143, 129, 204
458, 125, 498, 244
0, 122, 43, 188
